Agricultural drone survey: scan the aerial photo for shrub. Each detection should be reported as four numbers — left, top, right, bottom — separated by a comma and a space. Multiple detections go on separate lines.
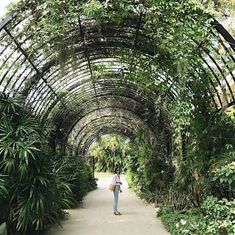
53, 154, 97, 204
0, 95, 96, 234
211, 161, 235, 200
158, 196, 235, 235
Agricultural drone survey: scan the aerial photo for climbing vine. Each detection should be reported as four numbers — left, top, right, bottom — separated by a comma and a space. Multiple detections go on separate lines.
1, 0, 235, 235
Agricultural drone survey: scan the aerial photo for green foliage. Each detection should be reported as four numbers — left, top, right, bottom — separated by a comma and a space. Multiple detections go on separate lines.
155, 187, 193, 211
88, 134, 130, 172
126, 126, 174, 202
156, 99, 235, 232
7, 0, 215, 92
158, 196, 235, 234
213, 162, 235, 187
157, 206, 205, 235
0, 94, 66, 233
0, 94, 96, 235
53, 154, 97, 204
3, 1, 235, 234
211, 161, 235, 200
82, 0, 107, 22
167, 100, 235, 208
202, 196, 235, 220
0, 178, 8, 201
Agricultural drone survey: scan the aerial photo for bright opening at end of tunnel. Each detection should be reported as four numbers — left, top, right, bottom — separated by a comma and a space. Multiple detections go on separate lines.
87, 134, 131, 174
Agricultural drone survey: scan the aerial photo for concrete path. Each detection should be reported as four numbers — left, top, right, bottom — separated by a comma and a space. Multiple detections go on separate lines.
45, 173, 169, 235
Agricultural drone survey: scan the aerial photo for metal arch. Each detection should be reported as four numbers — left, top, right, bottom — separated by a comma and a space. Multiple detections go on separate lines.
28, 64, 211, 124
0, 19, 208, 97
0, 33, 43, 92
211, 31, 235, 63
0, 22, 39, 82
79, 129, 134, 156
0, 7, 233, 125
52, 92, 153, 120
77, 123, 137, 155
53, 106, 145, 147
1, 24, 71, 112
41, 76, 158, 113
30, 67, 161, 117
213, 20, 235, 52
23, 47, 227, 119
0, 13, 233, 66
49, 98, 150, 131
192, 65, 219, 109
47, 86, 159, 127
51, 103, 154, 145
196, 31, 235, 90
67, 114, 141, 148
68, 105, 169, 155
0, 16, 226, 111
30, 61, 170, 121
24, 45, 176, 111
192, 37, 235, 108
30, 71, 176, 126
0, 44, 224, 106
2, 22, 156, 96
39, 78, 159, 123
71, 115, 135, 143
63, 114, 162, 158
204, 49, 235, 104
29, 73, 174, 121
209, 45, 235, 85
64, 114, 141, 154
43, 69, 215, 141
201, 56, 224, 107
23, 38, 173, 98
0, 7, 234, 160
75, 120, 137, 148
3, 27, 57, 98
80, 127, 135, 155
0, 15, 11, 31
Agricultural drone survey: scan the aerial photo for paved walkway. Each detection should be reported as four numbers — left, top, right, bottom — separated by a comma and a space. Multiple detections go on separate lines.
45, 173, 169, 235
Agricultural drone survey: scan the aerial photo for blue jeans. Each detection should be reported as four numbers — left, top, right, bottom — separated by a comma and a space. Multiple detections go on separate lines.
113, 185, 120, 212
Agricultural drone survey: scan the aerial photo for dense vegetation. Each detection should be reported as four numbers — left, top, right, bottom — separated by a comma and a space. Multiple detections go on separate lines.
0, 0, 234, 234
155, 103, 235, 234
88, 134, 130, 173
89, 109, 235, 234
0, 94, 96, 235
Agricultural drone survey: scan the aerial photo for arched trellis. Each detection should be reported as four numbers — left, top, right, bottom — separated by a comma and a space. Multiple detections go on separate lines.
79, 126, 135, 155
39, 74, 161, 124
0, 2, 235, 152
0, 14, 234, 110
59, 107, 146, 153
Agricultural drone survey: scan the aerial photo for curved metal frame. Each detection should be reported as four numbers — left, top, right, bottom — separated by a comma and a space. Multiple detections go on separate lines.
0, 4, 235, 152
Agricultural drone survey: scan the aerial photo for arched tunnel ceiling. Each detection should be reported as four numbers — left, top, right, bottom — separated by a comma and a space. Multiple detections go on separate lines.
67, 107, 144, 154
80, 127, 134, 155
0, 1, 235, 153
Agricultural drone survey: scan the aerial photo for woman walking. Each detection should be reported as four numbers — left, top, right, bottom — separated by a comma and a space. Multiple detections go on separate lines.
111, 169, 122, 215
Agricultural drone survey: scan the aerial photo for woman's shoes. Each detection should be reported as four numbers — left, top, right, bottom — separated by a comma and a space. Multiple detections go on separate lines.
114, 212, 122, 215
